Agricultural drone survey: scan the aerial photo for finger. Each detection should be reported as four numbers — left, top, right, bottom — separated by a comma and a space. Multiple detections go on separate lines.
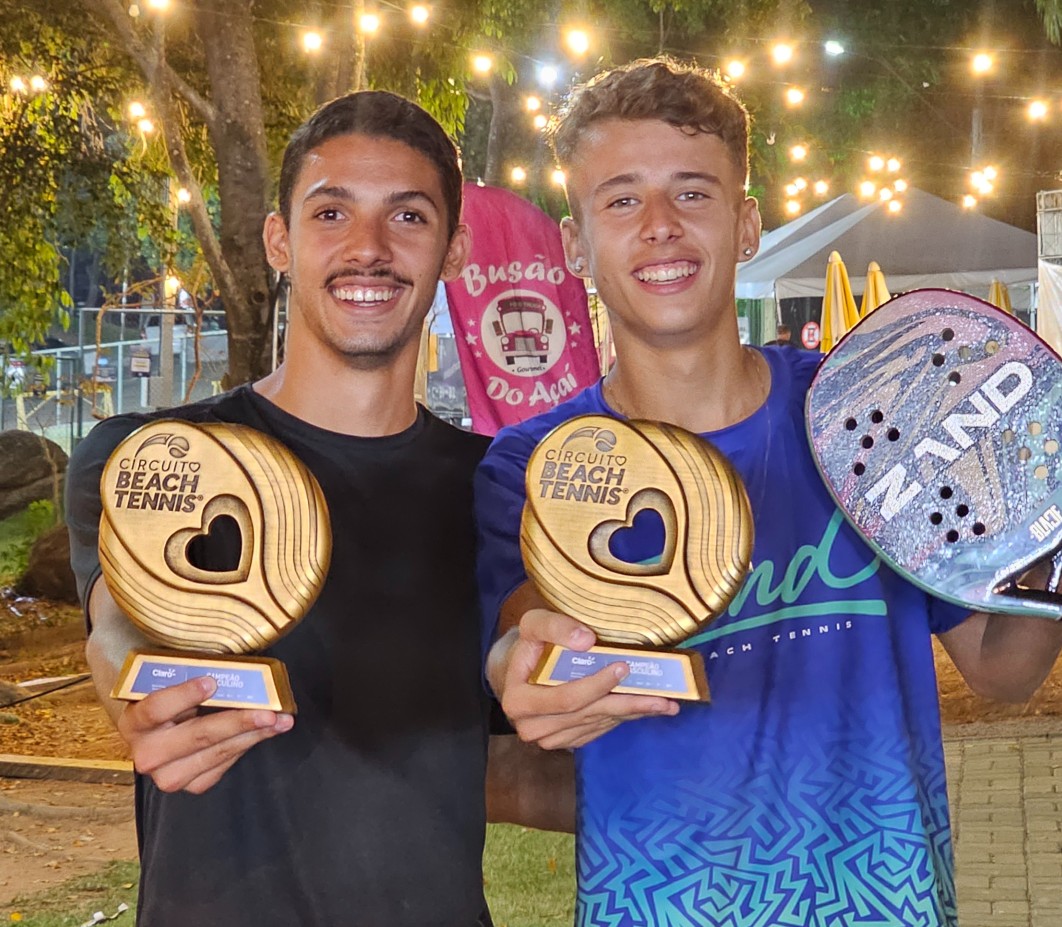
512, 693, 680, 747
519, 609, 597, 650
119, 676, 218, 736
145, 715, 294, 793
504, 655, 633, 718
132, 708, 292, 777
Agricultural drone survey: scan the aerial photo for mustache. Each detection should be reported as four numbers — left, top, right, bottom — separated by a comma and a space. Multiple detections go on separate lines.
325, 266, 414, 289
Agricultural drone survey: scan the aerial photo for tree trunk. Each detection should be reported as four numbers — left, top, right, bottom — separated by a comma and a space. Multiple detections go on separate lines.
194, 1, 273, 385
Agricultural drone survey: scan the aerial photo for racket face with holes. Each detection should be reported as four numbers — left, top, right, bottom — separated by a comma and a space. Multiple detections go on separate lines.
807, 288, 1062, 620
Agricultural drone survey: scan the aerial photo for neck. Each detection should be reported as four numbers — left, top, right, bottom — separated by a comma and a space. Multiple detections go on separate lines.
603, 333, 769, 434
254, 339, 420, 437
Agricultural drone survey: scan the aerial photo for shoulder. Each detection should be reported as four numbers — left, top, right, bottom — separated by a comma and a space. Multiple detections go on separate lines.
486, 384, 604, 465
69, 388, 255, 477
420, 409, 491, 466
760, 346, 823, 403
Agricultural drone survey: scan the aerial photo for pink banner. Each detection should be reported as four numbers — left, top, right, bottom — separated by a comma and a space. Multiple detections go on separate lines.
445, 183, 601, 435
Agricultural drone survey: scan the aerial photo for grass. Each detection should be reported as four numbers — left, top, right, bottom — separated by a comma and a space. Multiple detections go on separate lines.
0, 501, 57, 584
484, 825, 576, 927
4, 827, 574, 927
5, 862, 138, 927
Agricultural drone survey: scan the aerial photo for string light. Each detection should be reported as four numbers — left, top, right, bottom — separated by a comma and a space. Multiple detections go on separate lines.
868, 155, 885, 172
784, 183, 799, 197
176, 187, 192, 204
128, 101, 146, 119
771, 43, 794, 66
971, 52, 993, 75
471, 54, 493, 75
824, 40, 845, 57
886, 157, 901, 173
784, 87, 805, 106
532, 113, 548, 130
859, 180, 877, 199
9, 76, 26, 94
137, 117, 155, 133
302, 31, 323, 52
358, 12, 380, 35
813, 180, 829, 196
565, 28, 590, 56
525, 95, 541, 112
409, 4, 430, 26
146, 0, 170, 10
537, 64, 559, 87
1029, 100, 1049, 121
887, 199, 903, 214
793, 177, 808, 191
879, 187, 893, 201
784, 199, 801, 216
551, 168, 566, 186
962, 194, 978, 209
29, 75, 47, 92
724, 60, 746, 80
893, 179, 908, 192
510, 166, 527, 184
789, 144, 808, 161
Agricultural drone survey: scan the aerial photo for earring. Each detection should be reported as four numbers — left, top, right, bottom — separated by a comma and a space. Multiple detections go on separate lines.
743, 247, 754, 256
573, 258, 586, 272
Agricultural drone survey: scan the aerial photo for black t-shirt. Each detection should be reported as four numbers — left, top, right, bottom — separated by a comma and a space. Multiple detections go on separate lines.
66, 387, 494, 926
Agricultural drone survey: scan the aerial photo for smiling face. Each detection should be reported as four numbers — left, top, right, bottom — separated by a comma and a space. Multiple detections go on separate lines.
264, 132, 468, 370
561, 118, 760, 348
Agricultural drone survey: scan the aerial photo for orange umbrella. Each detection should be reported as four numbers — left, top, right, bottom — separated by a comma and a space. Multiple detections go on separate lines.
820, 251, 860, 353
859, 261, 891, 317
988, 278, 1013, 314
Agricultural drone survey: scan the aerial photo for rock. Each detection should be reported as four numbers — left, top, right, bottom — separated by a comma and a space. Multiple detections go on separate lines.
0, 431, 68, 521
15, 524, 79, 603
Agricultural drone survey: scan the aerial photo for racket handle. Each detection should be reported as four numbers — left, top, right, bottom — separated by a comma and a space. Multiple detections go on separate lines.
1049, 550, 1062, 595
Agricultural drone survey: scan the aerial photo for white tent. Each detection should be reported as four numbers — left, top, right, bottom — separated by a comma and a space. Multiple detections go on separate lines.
738, 187, 1038, 301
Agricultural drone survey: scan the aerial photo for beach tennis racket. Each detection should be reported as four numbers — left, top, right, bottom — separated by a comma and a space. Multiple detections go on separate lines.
807, 288, 1062, 620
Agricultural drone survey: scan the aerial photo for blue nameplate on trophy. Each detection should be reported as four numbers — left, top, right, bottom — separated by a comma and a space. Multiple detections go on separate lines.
113, 649, 294, 712
532, 644, 708, 699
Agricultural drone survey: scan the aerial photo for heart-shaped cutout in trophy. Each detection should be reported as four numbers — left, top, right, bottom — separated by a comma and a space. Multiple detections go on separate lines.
99, 419, 332, 712
521, 414, 753, 701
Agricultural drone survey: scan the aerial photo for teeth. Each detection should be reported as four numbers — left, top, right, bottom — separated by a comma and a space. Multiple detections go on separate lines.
635, 262, 696, 283
332, 286, 398, 302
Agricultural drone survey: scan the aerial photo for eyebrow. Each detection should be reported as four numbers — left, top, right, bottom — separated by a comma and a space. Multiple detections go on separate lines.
593, 170, 724, 196
303, 185, 441, 213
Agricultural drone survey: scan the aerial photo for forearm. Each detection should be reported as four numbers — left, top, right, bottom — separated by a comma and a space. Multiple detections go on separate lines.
84, 577, 152, 727
485, 734, 576, 833
940, 610, 1062, 702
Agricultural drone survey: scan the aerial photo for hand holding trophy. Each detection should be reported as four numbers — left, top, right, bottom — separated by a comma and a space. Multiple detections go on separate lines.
98, 419, 331, 712
521, 414, 753, 701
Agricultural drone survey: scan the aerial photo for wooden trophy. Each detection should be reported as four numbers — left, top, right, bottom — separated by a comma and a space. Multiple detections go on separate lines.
99, 419, 331, 713
521, 414, 753, 701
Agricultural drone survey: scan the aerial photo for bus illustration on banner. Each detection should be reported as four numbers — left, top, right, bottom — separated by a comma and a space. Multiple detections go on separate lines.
492, 296, 555, 366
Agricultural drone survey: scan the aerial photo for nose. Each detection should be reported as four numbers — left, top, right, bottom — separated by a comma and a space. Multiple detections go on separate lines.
341, 212, 393, 267
640, 193, 682, 244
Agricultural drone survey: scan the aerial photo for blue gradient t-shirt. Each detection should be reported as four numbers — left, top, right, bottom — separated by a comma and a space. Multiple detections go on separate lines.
475, 346, 969, 927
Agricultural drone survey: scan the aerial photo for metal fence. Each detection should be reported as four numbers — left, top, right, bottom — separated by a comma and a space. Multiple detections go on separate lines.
1, 306, 229, 455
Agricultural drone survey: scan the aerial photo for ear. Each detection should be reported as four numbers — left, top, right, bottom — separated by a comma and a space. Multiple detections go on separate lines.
561, 216, 590, 278
737, 196, 761, 263
440, 224, 471, 282
263, 212, 292, 273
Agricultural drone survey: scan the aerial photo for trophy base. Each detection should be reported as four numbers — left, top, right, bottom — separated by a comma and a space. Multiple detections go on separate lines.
530, 643, 709, 702
111, 648, 297, 713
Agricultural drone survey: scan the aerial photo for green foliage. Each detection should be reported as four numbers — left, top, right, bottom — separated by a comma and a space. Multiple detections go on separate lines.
0, 499, 58, 582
